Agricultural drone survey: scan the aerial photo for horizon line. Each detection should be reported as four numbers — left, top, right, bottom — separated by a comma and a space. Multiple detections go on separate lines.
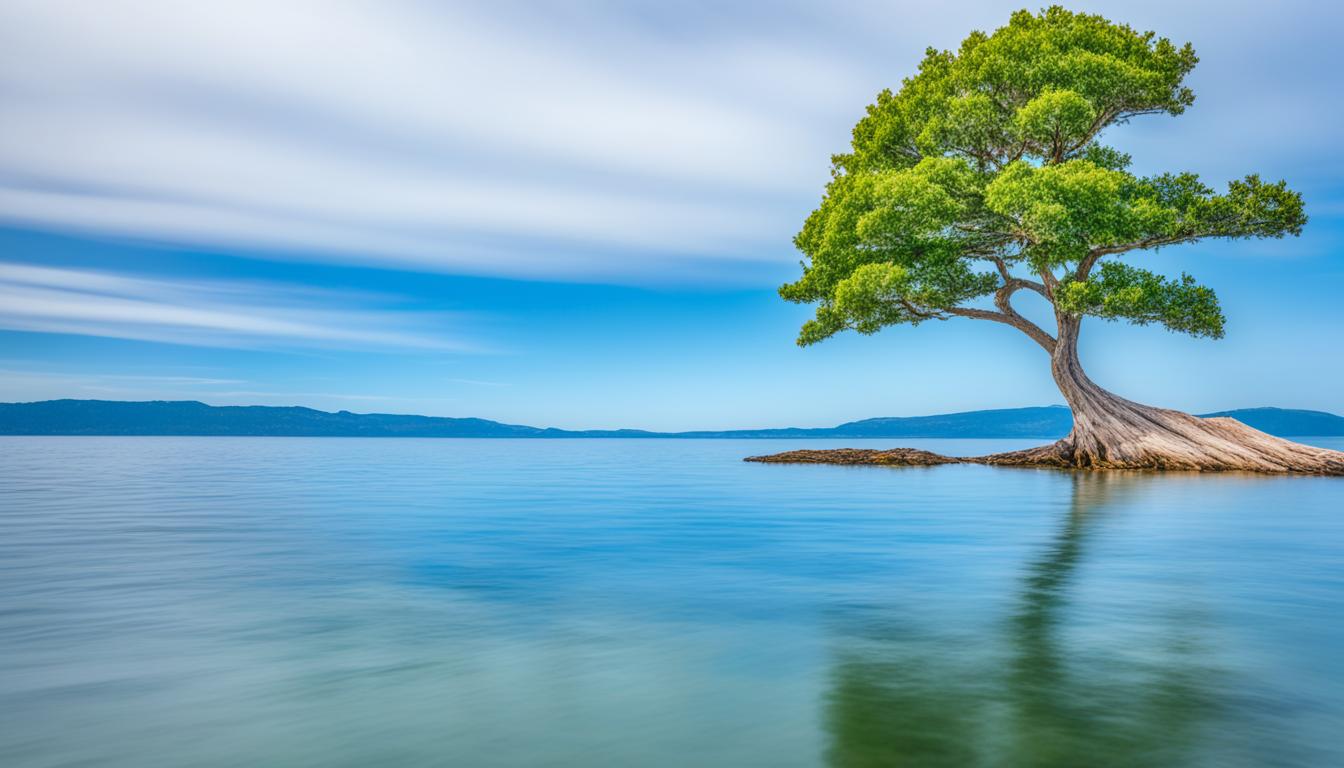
2, 398, 1340, 436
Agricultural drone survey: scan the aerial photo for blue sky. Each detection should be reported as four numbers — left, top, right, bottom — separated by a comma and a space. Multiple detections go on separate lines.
1, 0, 1341, 430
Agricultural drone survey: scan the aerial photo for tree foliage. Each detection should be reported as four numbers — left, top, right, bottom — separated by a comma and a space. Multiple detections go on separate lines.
783, 6, 1306, 349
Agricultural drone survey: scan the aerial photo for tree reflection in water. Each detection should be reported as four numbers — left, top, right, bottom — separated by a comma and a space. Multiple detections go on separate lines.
825, 472, 1220, 767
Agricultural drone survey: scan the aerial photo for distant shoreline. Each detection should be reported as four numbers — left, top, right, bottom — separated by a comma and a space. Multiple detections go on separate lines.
3, 400, 1342, 439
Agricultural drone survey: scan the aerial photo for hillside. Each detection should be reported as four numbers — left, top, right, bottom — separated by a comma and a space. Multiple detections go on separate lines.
3, 400, 1341, 438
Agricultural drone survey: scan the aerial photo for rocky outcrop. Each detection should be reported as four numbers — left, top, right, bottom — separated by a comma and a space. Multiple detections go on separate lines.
746, 414, 1344, 475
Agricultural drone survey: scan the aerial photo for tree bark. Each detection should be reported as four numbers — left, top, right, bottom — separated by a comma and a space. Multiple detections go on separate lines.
980, 314, 1344, 473
750, 315, 1344, 475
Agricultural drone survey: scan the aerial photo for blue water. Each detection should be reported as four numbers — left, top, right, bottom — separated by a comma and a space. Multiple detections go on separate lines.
2, 437, 1343, 767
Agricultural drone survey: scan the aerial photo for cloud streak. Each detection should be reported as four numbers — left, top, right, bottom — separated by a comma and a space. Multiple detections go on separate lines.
0, 262, 476, 351
0, 0, 1337, 283
0, 0, 866, 280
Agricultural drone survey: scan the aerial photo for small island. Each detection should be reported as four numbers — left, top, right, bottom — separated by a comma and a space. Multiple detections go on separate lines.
746, 421, 1344, 474
757, 7, 1344, 475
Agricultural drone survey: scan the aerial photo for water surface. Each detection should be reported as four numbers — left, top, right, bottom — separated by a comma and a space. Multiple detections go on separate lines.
2, 437, 1343, 767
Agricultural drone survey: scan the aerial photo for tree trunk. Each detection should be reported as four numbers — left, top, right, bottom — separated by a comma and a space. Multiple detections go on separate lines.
982, 315, 1344, 473
748, 313, 1344, 474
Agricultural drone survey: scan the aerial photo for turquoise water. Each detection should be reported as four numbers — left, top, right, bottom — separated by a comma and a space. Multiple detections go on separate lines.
2, 436, 1343, 767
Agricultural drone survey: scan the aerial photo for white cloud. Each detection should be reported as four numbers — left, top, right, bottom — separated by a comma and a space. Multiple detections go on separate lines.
0, 262, 476, 351
0, 0, 1335, 282
0, 0, 869, 280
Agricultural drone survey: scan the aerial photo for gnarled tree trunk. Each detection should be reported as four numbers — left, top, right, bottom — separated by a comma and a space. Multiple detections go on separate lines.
982, 315, 1344, 473
750, 315, 1344, 475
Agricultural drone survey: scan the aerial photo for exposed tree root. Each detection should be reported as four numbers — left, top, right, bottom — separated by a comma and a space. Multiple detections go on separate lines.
745, 411, 1344, 475
751, 311, 1344, 474
981, 411, 1344, 473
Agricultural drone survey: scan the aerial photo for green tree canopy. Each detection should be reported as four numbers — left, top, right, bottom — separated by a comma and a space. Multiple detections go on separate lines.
783, 6, 1305, 351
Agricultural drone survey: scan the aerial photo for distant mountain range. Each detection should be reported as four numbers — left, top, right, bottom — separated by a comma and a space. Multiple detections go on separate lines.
2, 400, 1342, 438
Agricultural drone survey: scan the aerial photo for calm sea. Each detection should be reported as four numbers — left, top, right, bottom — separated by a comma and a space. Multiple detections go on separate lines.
2, 437, 1343, 767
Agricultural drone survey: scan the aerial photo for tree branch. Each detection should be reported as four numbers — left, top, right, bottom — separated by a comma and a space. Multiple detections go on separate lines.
991, 257, 1048, 298
1076, 234, 1202, 280
1059, 105, 1167, 160
895, 297, 942, 321
945, 303, 1057, 353
1037, 267, 1059, 300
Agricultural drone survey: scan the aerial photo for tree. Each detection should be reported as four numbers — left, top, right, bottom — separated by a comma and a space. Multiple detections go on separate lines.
782, 6, 1343, 473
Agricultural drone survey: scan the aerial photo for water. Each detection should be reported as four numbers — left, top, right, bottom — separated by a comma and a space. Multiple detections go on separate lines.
2, 437, 1343, 767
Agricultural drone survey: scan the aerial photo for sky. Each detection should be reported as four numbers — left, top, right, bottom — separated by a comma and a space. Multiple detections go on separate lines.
1, 0, 1341, 430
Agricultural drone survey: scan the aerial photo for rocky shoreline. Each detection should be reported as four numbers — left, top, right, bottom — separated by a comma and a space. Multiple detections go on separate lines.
744, 448, 964, 466
742, 447, 1075, 469
744, 434, 1344, 474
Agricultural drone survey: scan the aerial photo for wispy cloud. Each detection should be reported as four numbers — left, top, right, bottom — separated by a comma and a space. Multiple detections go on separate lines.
0, 262, 477, 351
0, 0, 872, 281
80, 374, 247, 386
0, 368, 245, 390
0, 0, 1336, 283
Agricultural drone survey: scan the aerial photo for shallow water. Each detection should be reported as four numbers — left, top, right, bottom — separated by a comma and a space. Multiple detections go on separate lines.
2, 436, 1343, 767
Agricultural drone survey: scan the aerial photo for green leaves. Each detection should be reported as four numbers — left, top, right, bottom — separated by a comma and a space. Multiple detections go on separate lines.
1056, 262, 1225, 338
783, 6, 1303, 348
783, 157, 990, 305
1014, 89, 1097, 158
1077, 144, 1132, 171
985, 159, 1139, 264
1190, 175, 1307, 239
919, 93, 1012, 159
843, 6, 1197, 171
794, 260, 1000, 346
800, 263, 916, 345
856, 158, 980, 244
982, 165, 1306, 270
961, 7, 1197, 117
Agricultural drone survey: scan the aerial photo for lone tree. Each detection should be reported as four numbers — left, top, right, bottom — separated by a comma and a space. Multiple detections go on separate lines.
781, 6, 1343, 473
